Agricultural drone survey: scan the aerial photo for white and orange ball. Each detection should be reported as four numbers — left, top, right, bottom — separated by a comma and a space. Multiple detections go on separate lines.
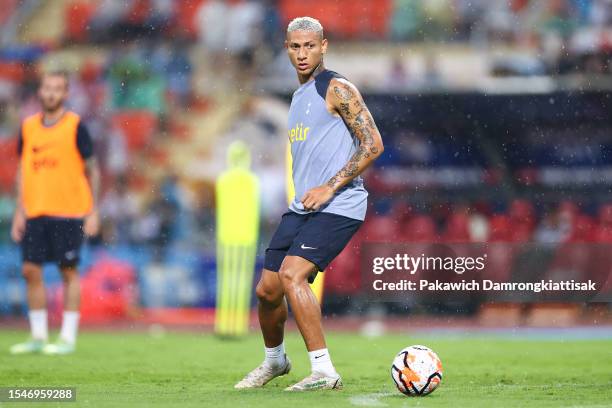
390, 345, 443, 396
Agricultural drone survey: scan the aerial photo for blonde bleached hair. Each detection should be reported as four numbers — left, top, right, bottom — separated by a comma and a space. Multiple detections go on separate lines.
287, 16, 324, 39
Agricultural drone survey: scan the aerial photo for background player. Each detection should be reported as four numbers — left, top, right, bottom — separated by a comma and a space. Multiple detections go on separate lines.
235, 17, 384, 391
9, 71, 100, 355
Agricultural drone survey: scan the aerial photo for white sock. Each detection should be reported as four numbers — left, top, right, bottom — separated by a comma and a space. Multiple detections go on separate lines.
59, 311, 80, 345
264, 342, 287, 368
28, 309, 48, 341
309, 348, 338, 377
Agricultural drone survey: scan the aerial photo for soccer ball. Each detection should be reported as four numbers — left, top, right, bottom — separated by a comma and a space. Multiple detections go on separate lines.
390, 345, 443, 396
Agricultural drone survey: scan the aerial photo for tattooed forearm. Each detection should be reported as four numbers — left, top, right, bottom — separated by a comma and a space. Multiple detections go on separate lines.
326, 145, 367, 188
326, 81, 384, 191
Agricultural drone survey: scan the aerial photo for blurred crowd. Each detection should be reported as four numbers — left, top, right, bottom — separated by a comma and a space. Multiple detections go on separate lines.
0, 0, 611, 254
60, 0, 612, 76
390, 0, 612, 75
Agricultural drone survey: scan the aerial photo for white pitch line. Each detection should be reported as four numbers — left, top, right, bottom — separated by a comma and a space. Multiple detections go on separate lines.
349, 392, 396, 407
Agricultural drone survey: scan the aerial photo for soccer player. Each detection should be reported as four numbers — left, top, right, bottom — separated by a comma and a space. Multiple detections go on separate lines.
235, 17, 384, 391
9, 71, 100, 355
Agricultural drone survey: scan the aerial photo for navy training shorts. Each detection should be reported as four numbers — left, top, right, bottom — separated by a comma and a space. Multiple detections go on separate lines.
21, 216, 85, 268
264, 210, 362, 283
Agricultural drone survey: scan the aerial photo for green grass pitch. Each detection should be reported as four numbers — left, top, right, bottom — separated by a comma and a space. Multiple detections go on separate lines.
0, 330, 611, 407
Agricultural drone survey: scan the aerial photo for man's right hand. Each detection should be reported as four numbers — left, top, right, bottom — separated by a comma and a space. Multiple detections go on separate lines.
11, 210, 25, 243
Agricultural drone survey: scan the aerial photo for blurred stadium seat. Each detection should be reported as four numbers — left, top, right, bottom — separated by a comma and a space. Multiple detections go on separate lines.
112, 110, 158, 152
64, 1, 97, 42
0, 0, 609, 322
0, 138, 19, 192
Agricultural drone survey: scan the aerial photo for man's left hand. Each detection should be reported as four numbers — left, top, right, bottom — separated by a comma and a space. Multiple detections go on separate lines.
84, 209, 100, 237
301, 185, 335, 211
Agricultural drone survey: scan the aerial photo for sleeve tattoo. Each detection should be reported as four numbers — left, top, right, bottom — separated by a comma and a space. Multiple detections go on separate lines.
326, 81, 382, 190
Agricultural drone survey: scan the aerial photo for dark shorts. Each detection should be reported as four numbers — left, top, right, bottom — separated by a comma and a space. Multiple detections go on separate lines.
264, 211, 362, 282
22, 216, 85, 267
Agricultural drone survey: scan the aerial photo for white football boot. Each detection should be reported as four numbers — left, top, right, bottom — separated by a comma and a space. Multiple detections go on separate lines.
234, 355, 292, 389
285, 372, 343, 391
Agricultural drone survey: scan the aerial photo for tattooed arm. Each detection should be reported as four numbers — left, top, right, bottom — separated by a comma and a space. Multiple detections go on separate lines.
300, 78, 384, 211
325, 78, 384, 190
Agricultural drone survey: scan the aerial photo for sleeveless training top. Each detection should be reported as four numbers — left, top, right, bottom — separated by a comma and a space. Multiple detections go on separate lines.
287, 69, 368, 221
20, 111, 93, 218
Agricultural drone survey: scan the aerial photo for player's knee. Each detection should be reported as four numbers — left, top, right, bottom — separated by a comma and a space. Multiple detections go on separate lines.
278, 265, 307, 289
22, 264, 43, 283
255, 280, 282, 305
60, 267, 79, 283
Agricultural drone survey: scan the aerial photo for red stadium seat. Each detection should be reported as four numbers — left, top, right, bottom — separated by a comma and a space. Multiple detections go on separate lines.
595, 204, 612, 242
175, 0, 206, 39
509, 222, 533, 242
403, 215, 437, 242
360, 214, 399, 242
325, 236, 361, 295
442, 212, 471, 242
279, 0, 345, 38
0, 137, 19, 191
485, 214, 515, 280
65, 1, 97, 42
506, 199, 535, 241
389, 201, 413, 225
341, 0, 392, 39
599, 204, 612, 224
0, 0, 18, 26
0, 62, 25, 83
112, 111, 158, 152
595, 225, 612, 243
127, 0, 151, 24
368, 0, 392, 37
279, 0, 391, 39
568, 215, 596, 243
488, 214, 513, 242
509, 198, 535, 228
